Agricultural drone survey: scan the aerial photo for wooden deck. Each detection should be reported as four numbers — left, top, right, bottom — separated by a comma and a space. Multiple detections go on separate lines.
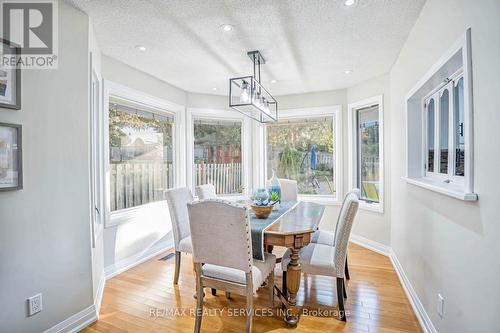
83, 243, 422, 333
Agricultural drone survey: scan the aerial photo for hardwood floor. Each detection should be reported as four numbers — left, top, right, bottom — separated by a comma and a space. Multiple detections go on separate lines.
83, 243, 422, 333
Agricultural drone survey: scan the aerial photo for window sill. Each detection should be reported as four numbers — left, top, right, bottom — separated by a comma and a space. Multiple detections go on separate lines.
403, 177, 478, 201
107, 200, 167, 228
298, 195, 341, 206
359, 200, 384, 213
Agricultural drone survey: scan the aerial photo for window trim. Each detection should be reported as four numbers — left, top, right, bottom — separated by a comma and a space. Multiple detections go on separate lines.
103, 80, 186, 228
348, 95, 384, 213
186, 107, 251, 200
261, 106, 343, 205
404, 28, 476, 201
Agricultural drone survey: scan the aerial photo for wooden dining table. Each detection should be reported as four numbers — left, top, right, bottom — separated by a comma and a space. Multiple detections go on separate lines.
263, 201, 325, 326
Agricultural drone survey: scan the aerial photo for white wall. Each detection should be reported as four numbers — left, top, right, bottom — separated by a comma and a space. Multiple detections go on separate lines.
102, 56, 186, 106
0, 2, 94, 332
389, 0, 500, 332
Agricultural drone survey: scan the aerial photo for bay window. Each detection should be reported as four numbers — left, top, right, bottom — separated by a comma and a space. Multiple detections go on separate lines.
263, 107, 341, 201
108, 100, 174, 211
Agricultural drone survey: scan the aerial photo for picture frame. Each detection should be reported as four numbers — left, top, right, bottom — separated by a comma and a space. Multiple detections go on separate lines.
0, 122, 22, 191
0, 38, 21, 110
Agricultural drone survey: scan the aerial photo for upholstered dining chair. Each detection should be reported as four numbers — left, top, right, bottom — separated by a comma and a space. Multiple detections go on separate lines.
195, 183, 217, 200
187, 199, 276, 333
165, 187, 194, 285
279, 178, 298, 202
281, 192, 359, 321
311, 189, 360, 280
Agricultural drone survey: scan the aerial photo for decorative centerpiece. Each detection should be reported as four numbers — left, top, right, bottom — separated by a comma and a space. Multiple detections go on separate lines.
250, 188, 278, 219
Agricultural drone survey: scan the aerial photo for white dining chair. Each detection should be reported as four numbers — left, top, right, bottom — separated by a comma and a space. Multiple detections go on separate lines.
195, 183, 217, 200
165, 187, 194, 285
279, 178, 298, 202
188, 199, 276, 333
311, 189, 360, 280
281, 191, 359, 321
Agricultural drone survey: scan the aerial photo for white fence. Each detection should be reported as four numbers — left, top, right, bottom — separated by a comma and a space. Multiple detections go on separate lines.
110, 162, 173, 211
194, 162, 242, 195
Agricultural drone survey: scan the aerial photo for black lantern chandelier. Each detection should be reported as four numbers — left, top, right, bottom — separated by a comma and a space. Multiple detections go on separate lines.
229, 51, 278, 123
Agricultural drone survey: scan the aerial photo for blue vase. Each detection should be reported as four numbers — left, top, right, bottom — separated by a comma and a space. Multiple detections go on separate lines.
267, 169, 281, 208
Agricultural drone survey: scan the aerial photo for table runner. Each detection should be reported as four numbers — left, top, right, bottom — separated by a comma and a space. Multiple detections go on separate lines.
249, 201, 299, 261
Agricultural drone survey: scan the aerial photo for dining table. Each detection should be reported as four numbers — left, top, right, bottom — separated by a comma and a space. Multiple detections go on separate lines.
247, 200, 326, 326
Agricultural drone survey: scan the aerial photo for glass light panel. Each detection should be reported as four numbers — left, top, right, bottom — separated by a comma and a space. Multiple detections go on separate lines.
266, 117, 335, 196
439, 89, 449, 174
193, 119, 243, 195
357, 106, 380, 203
454, 77, 465, 176
427, 98, 435, 172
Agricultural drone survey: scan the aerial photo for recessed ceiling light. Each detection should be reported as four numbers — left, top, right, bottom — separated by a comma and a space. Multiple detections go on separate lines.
270, 79, 277, 84
344, 69, 353, 74
135, 45, 146, 52
212, 87, 218, 91
221, 24, 234, 32
344, 0, 356, 6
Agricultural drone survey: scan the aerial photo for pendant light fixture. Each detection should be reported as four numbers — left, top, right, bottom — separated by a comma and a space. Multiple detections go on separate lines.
229, 51, 278, 123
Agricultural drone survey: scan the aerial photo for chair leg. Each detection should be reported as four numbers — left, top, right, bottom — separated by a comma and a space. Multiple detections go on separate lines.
211, 288, 217, 296
174, 251, 181, 285
194, 266, 204, 333
342, 279, 347, 299
345, 255, 350, 280
281, 271, 287, 311
268, 272, 275, 308
336, 277, 346, 322
245, 293, 253, 333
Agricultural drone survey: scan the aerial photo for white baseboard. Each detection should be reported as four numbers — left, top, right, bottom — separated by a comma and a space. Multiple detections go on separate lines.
349, 234, 436, 333
95, 273, 106, 317
350, 233, 391, 256
389, 249, 437, 333
104, 238, 173, 280
43, 305, 97, 333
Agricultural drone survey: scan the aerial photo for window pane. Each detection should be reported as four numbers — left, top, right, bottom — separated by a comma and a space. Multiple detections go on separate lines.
357, 106, 380, 202
439, 89, 449, 174
109, 102, 174, 211
193, 119, 242, 195
266, 117, 335, 195
454, 77, 465, 176
427, 98, 435, 172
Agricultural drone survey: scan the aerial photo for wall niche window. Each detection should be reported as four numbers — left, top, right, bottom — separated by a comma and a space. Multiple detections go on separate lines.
405, 28, 476, 201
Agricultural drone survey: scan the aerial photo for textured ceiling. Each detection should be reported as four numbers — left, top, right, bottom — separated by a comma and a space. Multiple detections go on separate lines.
68, 0, 425, 96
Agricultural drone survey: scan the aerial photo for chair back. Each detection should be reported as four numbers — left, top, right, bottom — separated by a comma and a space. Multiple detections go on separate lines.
188, 200, 252, 273
279, 178, 298, 202
196, 184, 217, 200
333, 191, 359, 278
165, 187, 194, 251
333, 189, 360, 246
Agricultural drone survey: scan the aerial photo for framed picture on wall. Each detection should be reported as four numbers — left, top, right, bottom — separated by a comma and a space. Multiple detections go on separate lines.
0, 123, 22, 191
0, 39, 21, 110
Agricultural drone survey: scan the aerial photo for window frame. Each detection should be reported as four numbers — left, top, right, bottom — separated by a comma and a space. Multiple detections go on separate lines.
261, 106, 343, 205
422, 69, 464, 185
103, 81, 186, 228
348, 95, 384, 213
404, 28, 476, 201
186, 107, 251, 200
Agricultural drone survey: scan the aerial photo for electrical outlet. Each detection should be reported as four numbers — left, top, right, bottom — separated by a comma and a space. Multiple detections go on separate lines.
28, 293, 43, 316
437, 293, 444, 318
